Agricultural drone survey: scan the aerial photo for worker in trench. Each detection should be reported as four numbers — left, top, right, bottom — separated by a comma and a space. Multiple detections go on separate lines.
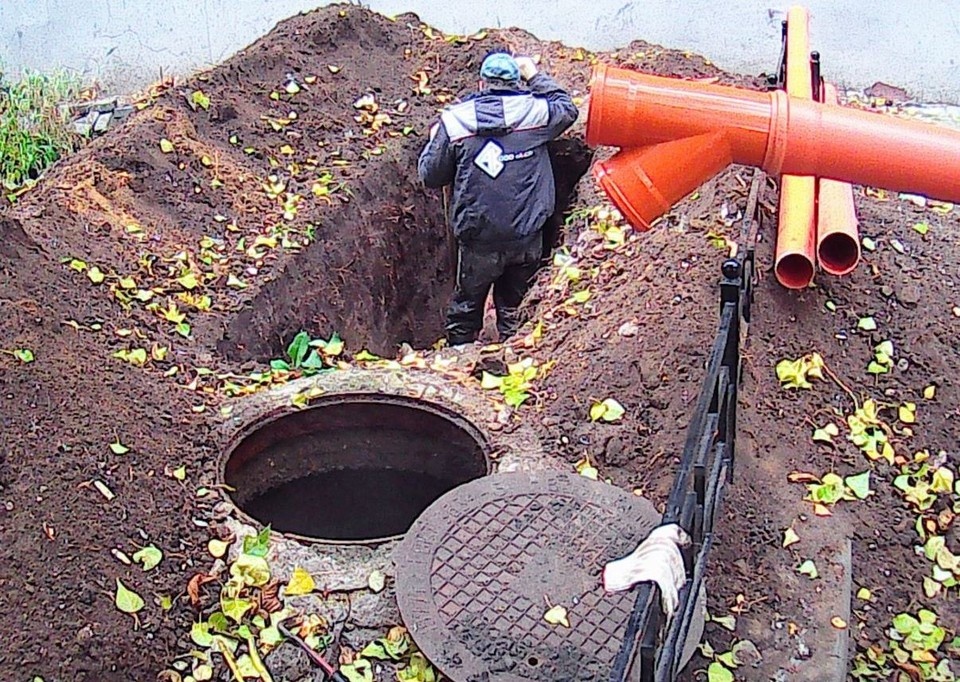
418, 52, 579, 347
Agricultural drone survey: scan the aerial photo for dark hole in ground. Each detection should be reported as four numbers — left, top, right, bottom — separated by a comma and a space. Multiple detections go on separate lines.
217, 140, 592, 363
223, 394, 490, 543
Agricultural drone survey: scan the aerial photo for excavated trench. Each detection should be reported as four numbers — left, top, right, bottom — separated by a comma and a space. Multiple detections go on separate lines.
223, 393, 491, 543
217, 139, 592, 363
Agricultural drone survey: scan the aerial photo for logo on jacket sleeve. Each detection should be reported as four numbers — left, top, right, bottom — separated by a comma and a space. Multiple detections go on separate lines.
474, 140, 505, 179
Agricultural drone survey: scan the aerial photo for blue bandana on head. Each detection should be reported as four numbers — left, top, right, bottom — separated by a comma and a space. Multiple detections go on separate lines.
480, 53, 520, 84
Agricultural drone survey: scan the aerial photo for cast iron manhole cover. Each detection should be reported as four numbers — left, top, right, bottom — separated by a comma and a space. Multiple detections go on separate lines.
395, 471, 690, 682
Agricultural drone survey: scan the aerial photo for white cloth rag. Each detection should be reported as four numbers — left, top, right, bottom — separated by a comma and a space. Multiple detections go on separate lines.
602, 523, 691, 619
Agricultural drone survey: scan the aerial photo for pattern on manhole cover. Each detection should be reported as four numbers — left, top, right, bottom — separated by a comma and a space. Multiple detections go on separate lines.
395, 471, 661, 682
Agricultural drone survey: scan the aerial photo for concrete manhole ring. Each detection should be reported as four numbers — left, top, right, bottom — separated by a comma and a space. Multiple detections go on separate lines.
395, 470, 705, 681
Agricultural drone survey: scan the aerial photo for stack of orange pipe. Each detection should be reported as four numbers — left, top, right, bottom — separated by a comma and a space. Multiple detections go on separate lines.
586, 63, 960, 249
776, 6, 861, 288
584, 5, 957, 289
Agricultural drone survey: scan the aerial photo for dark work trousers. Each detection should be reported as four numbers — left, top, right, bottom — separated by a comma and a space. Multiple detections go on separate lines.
445, 232, 543, 345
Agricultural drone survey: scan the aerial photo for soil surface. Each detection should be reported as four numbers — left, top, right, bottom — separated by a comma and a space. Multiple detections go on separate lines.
0, 3, 957, 681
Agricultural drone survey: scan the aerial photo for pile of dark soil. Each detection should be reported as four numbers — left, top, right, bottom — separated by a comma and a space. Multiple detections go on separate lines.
1, 3, 957, 680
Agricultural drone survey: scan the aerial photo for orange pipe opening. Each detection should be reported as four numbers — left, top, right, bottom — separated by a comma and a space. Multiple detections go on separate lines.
776, 175, 817, 288
586, 64, 960, 215
593, 132, 733, 230
775, 6, 816, 289
816, 82, 861, 276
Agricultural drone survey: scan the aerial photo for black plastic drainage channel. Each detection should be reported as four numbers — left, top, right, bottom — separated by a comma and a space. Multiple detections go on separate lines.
222, 394, 492, 544
610, 170, 761, 682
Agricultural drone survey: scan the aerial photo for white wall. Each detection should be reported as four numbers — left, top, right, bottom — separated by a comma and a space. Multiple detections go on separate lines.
2, 0, 958, 102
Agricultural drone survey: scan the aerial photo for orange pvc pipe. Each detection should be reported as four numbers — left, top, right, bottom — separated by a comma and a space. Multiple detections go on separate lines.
816, 82, 861, 276
586, 64, 960, 202
775, 176, 816, 288
775, 6, 816, 289
785, 7, 813, 100
593, 132, 733, 229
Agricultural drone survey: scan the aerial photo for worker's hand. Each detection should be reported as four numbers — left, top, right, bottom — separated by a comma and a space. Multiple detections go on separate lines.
515, 56, 538, 81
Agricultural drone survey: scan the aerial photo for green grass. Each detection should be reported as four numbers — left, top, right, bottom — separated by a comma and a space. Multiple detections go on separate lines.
0, 68, 82, 190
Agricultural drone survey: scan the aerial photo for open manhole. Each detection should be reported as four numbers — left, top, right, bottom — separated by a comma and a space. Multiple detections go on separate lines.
222, 394, 491, 543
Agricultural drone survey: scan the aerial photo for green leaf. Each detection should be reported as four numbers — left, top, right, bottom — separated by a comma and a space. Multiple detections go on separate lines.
159, 594, 173, 610
931, 467, 954, 493
159, 138, 175, 153
797, 560, 819, 579
716, 651, 738, 668
231, 554, 270, 587
87, 266, 105, 284
324, 332, 345, 357
917, 609, 937, 625
590, 398, 625, 422
913, 221, 930, 235
571, 289, 591, 303
782, 527, 800, 547
242, 526, 271, 557
194, 664, 213, 681
707, 661, 734, 682
480, 371, 503, 390
132, 544, 163, 571
109, 438, 130, 455
286, 331, 310, 367
397, 652, 437, 682
301, 350, 325, 371
812, 423, 839, 443
893, 613, 920, 635
711, 614, 737, 631
190, 90, 211, 111
177, 272, 199, 290
285, 566, 315, 596
221, 597, 253, 623
845, 471, 872, 500
361, 629, 410, 660
270, 359, 291, 371
731, 639, 761, 667
367, 569, 386, 593
172, 465, 186, 481
209, 612, 230, 633
13, 348, 34, 363
503, 388, 530, 408
208, 539, 230, 558
115, 579, 145, 614
175, 322, 192, 338
923, 577, 942, 598
340, 659, 373, 682
191, 620, 214, 647
857, 316, 878, 332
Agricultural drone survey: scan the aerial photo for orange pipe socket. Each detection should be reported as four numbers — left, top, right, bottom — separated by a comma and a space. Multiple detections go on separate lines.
593, 132, 732, 229
816, 82, 861, 276
586, 64, 960, 232
775, 5, 816, 288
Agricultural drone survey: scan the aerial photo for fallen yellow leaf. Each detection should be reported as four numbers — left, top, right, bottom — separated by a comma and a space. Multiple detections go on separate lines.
544, 605, 570, 627
285, 566, 315, 596
782, 528, 800, 548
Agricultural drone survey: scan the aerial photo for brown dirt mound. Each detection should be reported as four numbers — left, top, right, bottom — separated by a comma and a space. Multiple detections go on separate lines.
1, 2, 958, 680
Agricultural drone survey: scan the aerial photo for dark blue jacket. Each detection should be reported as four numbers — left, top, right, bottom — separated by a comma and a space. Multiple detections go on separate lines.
418, 73, 579, 245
